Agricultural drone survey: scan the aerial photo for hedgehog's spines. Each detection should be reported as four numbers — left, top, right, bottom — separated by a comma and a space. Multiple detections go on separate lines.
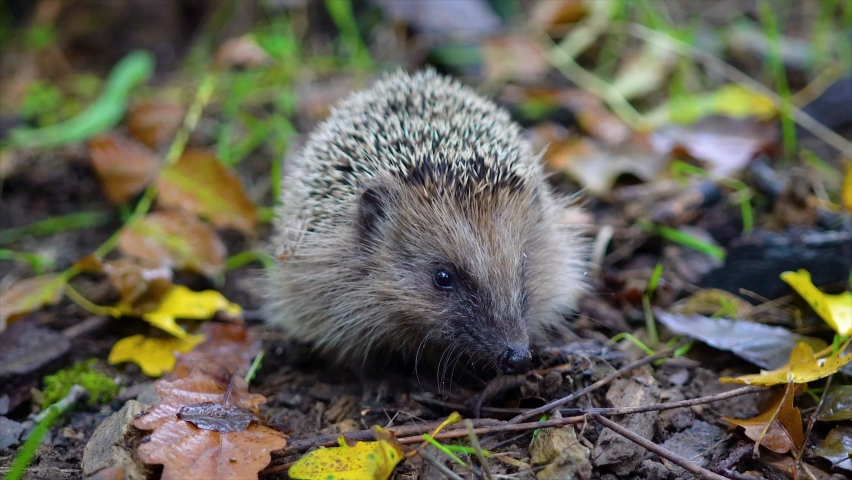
265, 69, 588, 370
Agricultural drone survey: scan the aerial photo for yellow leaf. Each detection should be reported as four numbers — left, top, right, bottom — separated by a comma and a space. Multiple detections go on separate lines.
842, 162, 852, 214
289, 426, 404, 480
721, 342, 852, 385
0, 274, 66, 331
780, 269, 852, 336
712, 84, 776, 120
108, 334, 205, 377
116, 285, 242, 338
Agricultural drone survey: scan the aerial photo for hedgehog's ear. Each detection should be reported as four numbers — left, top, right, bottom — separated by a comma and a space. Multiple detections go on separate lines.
357, 184, 392, 239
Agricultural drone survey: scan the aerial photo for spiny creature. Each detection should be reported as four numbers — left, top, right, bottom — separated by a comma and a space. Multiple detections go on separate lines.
265, 70, 587, 376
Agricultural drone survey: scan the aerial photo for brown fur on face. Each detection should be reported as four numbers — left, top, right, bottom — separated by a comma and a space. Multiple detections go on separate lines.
264, 70, 587, 375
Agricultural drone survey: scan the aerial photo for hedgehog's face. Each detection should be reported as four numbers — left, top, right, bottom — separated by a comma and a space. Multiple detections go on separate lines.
356, 180, 551, 375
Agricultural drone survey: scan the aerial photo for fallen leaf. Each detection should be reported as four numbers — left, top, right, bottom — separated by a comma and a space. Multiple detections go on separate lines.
288, 425, 404, 480
173, 323, 260, 379
108, 334, 205, 377
814, 426, 852, 472
817, 386, 852, 421
649, 116, 777, 177
669, 289, 753, 318
656, 84, 777, 125
156, 150, 258, 234
116, 285, 242, 338
655, 310, 826, 370
531, 0, 588, 30
559, 89, 633, 146
481, 36, 549, 83
723, 382, 803, 454
88, 134, 160, 204
781, 269, 852, 336
544, 136, 670, 196
0, 274, 66, 331
134, 368, 285, 480
103, 259, 173, 312
117, 211, 226, 278
720, 342, 852, 386
214, 36, 272, 69
529, 412, 591, 480
842, 162, 852, 214
127, 102, 184, 148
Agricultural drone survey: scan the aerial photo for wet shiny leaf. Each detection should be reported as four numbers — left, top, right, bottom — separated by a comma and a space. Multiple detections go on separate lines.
178, 403, 262, 433
817, 386, 852, 421
814, 426, 852, 472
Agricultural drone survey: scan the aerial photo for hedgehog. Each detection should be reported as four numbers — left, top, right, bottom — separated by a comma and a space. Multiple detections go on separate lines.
265, 70, 587, 376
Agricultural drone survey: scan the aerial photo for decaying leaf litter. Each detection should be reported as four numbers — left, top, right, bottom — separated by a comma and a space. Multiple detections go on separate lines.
1, 1, 851, 479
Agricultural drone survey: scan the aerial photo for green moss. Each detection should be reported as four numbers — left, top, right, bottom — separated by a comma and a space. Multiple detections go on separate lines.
41, 359, 120, 410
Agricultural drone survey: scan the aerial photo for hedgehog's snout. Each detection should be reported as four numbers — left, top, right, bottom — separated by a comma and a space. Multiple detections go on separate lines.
499, 343, 532, 375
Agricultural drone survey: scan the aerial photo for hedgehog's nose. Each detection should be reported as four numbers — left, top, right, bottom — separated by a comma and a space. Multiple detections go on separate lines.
500, 344, 532, 374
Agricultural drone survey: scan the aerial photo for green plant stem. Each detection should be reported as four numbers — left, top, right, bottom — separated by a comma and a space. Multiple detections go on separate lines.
0, 249, 55, 273
0, 211, 114, 245
245, 350, 265, 384
323, 0, 373, 69
6, 385, 87, 480
540, 28, 649, 130
226, 249, 275, 271
758, 0, 796, 160
5, 51, 154, 149
90, 72, 218, 262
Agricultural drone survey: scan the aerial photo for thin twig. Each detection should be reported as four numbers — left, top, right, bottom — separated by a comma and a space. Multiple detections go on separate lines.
414, 385, 764, 418
509, 347, 679, 424
593, 414, 729, 480
796, 374, 832, 464
277, 418, 504, 455
465, 420, 493, 480
478, 347, 678, 449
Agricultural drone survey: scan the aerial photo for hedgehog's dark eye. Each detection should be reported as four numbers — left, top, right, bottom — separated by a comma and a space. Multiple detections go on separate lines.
433, 268, 455, 290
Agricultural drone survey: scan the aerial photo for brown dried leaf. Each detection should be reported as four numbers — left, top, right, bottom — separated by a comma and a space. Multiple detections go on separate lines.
481, 36, 549, 84
127, 102, 184, 148
214, 36, 272, 69
156, 150, 258, 234
531, 0, 588, 30
88, 134, 160, 204
173, 323, 261, 379
103, 258, 173, 312
134, 369, 285, 480
723, 382, 803, 454
117, 211, 226, 278
0, 274, 66, 331
543, 135, 669, 196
